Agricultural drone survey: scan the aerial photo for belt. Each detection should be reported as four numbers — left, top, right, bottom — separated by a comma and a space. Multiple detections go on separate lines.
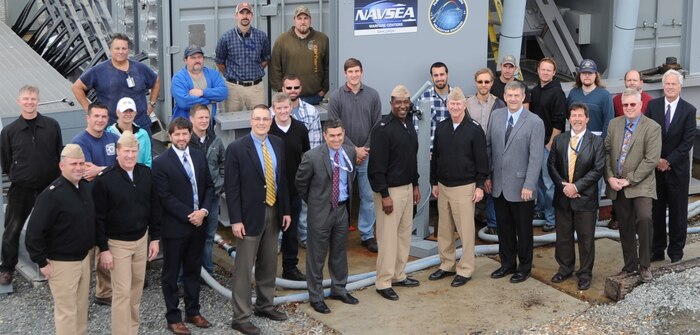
336, 200, 348, 206
227, 78, 262, 86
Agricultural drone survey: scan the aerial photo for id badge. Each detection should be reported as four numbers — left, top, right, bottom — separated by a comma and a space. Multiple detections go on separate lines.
126, 76, 135, 88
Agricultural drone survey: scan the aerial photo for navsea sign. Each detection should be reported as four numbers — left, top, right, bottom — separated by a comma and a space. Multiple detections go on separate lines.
429, 0, 468, 35
354, 0, 418, 36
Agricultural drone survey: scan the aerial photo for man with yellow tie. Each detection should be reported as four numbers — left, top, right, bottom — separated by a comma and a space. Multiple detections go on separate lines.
225, 105, 291, 335
546, 102, 605, 290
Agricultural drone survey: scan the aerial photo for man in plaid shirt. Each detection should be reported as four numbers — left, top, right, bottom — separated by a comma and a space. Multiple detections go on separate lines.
415, 62, 452, 144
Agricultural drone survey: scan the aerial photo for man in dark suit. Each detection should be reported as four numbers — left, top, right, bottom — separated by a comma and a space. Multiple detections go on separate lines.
152, 117, 214, 335
646, 69, 696, 263
547, 103, 605, 290
296, 119, 359, 314
226, 105, 291, 335
486, 81, 545, 283
605, 88, 661, 283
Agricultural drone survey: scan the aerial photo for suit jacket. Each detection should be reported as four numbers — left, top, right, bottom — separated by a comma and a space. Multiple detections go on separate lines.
295, 143, 357, 223
646, 97, 696, 183
487, 107, 545, 202
225, 134, 290, 236
604, 115, 661, 200
152, 147, 214, 239
548, 131, 605, 211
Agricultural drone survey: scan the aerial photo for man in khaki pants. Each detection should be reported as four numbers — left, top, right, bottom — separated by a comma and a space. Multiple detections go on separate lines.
368, 85, 421, 301
429, 87, 488, 287
25, 144, 95, 335
93, 132, 161, 335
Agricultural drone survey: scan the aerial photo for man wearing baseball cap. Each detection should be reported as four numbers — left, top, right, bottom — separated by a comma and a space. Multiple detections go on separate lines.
172, 45, 227, 123
215, 2, 271, 112
107, 97, 154, 166
270, 5, 329, 105
566, 59, 614, 138
491, 55, 530, 110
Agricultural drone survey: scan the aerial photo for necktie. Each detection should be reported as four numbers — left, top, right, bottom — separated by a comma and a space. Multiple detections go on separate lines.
182, 152, 199, 210
262, 141, 276, 206
505, 115, 514, 143
332, 151, 340, 208
568, 134, 579, 183
619, 123, 634, 174
665, 104, 671, 131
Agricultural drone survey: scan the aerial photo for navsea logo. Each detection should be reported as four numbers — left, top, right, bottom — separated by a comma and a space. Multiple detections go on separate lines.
354, 0, 418, 36
429, 0, 468, 35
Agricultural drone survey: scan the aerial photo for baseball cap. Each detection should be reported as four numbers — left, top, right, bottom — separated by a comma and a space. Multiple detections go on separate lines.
578, 59, 598, 73
116, 97, 137, 113
236, 2, 253, 13
501, 55, 517, 66
294, 5, 311, 18
184, 45, 204, 58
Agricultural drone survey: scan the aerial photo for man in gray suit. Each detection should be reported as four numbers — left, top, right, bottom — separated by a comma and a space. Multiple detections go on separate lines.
486, 81, 545, 283
296, 119, 359, 314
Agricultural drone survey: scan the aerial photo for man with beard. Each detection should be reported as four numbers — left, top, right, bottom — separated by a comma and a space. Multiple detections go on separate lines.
530, 57, 568, 232
466, 68, 505, 235
566, 59, 614, 138
416, 62, 452, 144
270, 6, 329, 105
153, 118, 214, 334
172, 45, 227, 123
216, 2, 271, 112
369, 85, 421, 301
491, 55, 530, 110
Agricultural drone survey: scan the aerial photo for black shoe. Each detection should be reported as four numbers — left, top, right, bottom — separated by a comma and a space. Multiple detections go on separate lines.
533, 212, 545, 220
282, 267, 306, 281
510, 271, 531, 283
670, 256, 682, 263
253, 309, 288, 321
361, 238, 378, 253
491, 267, 516, 279
231, 321, 260, 335
542, 223, 555, 232
551, 272, 572, 283
650, 254, 665, 262
94, 296, 112, 306
485, 227, 497, 235
578, 278, 591, 290
429, 269, 456, 281
328, 293, 359, 305
310, 301, 331, 314
376, 288, 399, 301
392, 277, 420, 287
451, 275, 471, 287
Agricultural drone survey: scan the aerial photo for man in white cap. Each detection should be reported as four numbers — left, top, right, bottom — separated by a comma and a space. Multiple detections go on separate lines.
270, 5, 329, 105
107, 97, 153, 166
216, 2, 270, 112
25, 144, 95, 335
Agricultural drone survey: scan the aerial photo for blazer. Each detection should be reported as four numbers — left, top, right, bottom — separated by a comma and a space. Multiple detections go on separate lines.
604, 115, 661, 200
646, 97, 697, 182
487, 107, 545, 202
295, 143, 357, 223
152, 147, 214, 239
548, 131, 605, 211
225, 134, 290, 236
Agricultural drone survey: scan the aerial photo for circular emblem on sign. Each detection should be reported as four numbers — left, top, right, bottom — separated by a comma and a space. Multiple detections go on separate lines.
429, 0, 468, 35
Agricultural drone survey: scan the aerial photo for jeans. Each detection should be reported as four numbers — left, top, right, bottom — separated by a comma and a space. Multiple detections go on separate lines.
536, 146, 555, 225
297, 201, 308, 243
486, 193, 497, 228
1, 184, 40, 273
201, 195, 220, 274
300, 93, 324, 105
356, 159, 376, 241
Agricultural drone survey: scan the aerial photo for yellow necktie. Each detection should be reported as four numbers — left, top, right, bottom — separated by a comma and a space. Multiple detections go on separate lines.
569, 135, 579, 183
262, 142, 276, 206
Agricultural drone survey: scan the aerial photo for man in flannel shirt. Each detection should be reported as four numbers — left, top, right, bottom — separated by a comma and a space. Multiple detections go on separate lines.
415, 62, 452, 146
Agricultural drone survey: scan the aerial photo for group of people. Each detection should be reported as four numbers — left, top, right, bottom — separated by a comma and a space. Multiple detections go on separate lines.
0, 2, 696, 335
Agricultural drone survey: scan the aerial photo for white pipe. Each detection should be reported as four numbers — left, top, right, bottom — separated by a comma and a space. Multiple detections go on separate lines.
608, 0, 641, 78
496, 0, 527, 69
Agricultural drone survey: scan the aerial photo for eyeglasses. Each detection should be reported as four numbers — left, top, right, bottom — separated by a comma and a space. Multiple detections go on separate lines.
477, 80, 492, 84
622, 103, 638, 108
251, 117, 271, 123
284, 86, 301, 90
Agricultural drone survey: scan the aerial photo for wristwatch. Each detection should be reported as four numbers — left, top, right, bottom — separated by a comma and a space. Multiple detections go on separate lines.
149, 101, 157, 108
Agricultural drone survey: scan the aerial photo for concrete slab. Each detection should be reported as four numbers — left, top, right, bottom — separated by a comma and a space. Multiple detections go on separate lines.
300, 256, 589, 334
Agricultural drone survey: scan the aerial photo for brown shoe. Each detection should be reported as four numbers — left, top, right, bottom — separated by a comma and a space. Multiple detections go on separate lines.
607, 220, 619, 230
184, 315, 211, 328
639, 266, 653, 283
94, 296, 112, 306
254, 308, 288, 321
0, 271, 13, 285
167, 322, 191, 335
232, 321, 261, 335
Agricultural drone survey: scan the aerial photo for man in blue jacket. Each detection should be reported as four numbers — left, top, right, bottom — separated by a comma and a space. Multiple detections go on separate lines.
171, 45, 228, 125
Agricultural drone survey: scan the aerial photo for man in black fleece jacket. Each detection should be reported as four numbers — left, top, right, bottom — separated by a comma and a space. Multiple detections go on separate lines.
429, 87, 489, 288
92, 131, 161, 335
25, 144, 94, 335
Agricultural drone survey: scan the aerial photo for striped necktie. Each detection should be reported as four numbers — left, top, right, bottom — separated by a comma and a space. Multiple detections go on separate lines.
182, 152, 199, 210
262, 141, 276, 206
